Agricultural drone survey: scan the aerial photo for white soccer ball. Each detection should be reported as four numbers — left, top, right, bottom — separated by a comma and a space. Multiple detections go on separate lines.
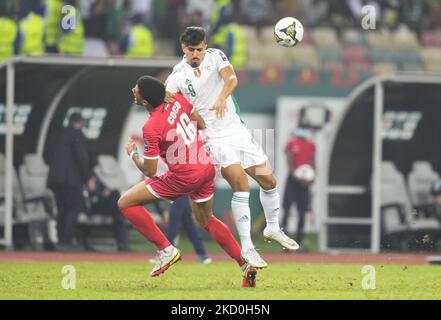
294, 164, 315, 183
274, 17, 304, 47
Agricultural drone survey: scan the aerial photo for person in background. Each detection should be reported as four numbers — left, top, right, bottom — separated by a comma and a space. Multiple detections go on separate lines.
46, 112, 93, 251
120, 13, 154, 58
281, 128, 316, 251
59, 0, 85, 55
43, 0, 62, 53
210, 0, 247, 70
19, 0, 45, 56
86, 174, 130, 252
0, 2, 19, 62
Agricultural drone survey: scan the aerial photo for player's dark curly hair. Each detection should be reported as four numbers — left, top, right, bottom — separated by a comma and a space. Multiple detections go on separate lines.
179, 26, 207, 46
136, 76, 165, 108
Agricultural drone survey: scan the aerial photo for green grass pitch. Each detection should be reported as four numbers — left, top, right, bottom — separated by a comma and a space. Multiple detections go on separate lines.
1, 262, 441, 300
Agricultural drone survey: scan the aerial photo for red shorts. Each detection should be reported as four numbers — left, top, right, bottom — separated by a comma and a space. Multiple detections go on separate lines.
145, 164, 215, 203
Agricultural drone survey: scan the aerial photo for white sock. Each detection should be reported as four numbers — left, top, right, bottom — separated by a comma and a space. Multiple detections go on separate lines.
231, 192, 254, 251
260, 187, 281, 232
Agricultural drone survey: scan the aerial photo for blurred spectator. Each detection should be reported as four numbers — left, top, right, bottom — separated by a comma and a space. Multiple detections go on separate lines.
0, 2, 19, 62
274, 0, 301, 22
59, 0, 85, 55
129, 0, 152, 24
43, 0, 63, 53
86, 174, 130, 252
19, 0, 45, 56
210, 0, 247, 70
120, 13, 154, 58
239, 0, 273, 29
84, 0, 107, 39
211, 21, 247, 70
281, 128, 316, 251
210, 0, 233, 35
156, 0, 186, 54
105, 0, 130, 55
298, 0, 329, 27
186, 0, 214, 30
46, 113, 93, 251
327, 0, 358, 30
425, 0, 441, 30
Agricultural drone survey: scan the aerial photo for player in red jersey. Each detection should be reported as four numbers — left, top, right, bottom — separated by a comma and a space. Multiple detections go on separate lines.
118, 76, 256, 287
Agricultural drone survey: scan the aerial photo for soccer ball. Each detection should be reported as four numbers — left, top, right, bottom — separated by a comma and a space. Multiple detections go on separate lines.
274, 17, 304, 47
293, 164, 315, 184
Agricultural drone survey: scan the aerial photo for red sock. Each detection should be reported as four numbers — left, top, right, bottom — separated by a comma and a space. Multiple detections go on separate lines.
121, 206, 170, 250
204, 216, 245, 266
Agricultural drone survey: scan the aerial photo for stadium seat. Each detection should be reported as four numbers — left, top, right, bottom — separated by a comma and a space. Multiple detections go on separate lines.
395, 48, 423, 71
287, 45, 320, 68
301, 30, 315, 46
317, 46, 343, 63
380, 161, 441, 250
84, 38, 110, 57
262, 45, 292, 68
0, 154, 56, 249
342, 46, 369, 65
381, 162, 413, 218
312, 27, 340, 48
366, 31, 393, 48
420, 47, 441, 72
0, 154, 26, 225
261, 26, 277, 45
19, 154, 56, 206
241, 25, 258, 43
154, 39, 177, 57
93, 155, 129, 193
372, 63, 397, 76
341, 29, 366, 47
392, 28, 420, 49
368, 47, 396, 64
422, 29, 441, 47
407, 161, 439, 208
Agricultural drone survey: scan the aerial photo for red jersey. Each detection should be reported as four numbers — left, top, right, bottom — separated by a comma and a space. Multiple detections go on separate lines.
285, 137, 315, 169
142, 93, 211, 174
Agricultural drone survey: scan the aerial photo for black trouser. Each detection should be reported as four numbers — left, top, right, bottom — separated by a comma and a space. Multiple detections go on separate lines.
167, 196, 207, 258
90, 191, 129, 250
281, 175, 311, 245
51, 185, 84, 246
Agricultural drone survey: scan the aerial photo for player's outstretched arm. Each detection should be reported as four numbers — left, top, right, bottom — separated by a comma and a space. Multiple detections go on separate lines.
126, 137, 158, 178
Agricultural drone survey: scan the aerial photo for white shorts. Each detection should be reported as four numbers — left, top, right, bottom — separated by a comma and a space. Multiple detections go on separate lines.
204, 125, 268, 169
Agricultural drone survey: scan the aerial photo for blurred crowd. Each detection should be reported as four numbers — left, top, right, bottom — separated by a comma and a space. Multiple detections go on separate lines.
0, 0, 440, 65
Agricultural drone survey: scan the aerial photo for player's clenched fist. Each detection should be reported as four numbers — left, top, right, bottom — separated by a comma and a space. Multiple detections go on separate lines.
126, 137, 137, 156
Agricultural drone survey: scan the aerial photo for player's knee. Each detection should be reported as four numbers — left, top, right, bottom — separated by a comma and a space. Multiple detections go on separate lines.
229, 177, 249, 192
194, 211, 212, 227
117, 194, 128, 210
260, 175, 277, 190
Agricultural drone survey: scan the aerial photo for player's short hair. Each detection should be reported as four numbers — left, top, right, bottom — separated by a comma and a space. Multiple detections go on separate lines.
180, 26, 207, 46
136, 76, 165, 108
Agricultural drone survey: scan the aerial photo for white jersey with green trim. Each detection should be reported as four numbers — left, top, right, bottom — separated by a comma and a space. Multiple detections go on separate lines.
165, 48, 243, 138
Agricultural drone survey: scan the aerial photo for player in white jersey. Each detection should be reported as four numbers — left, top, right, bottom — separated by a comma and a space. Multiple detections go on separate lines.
165, 27, 299, 269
